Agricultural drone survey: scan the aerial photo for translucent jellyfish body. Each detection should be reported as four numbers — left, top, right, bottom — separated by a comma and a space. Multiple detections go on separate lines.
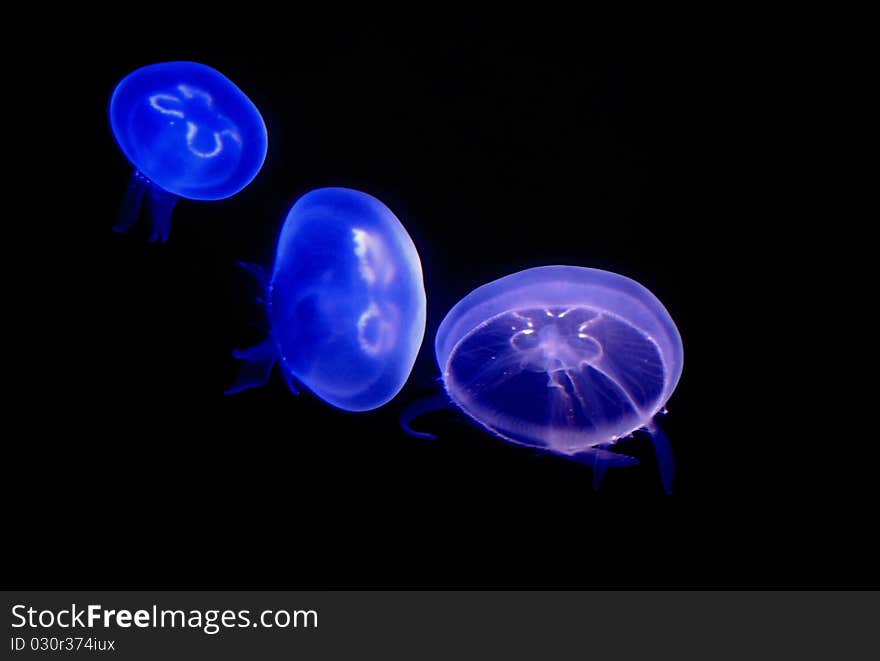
414, 265, 683, 492
109, 61, 267, 242
228, 187, 427, 412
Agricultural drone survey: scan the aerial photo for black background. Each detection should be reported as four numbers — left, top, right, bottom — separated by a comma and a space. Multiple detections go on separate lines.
5, 19, 873, 587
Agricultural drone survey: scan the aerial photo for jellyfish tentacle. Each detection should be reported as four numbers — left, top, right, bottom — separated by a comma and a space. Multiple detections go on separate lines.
113, 170, 149, 235
645, 421, 675, 495
225, 337, 278, 395
145, 185, 178, 243
399, 394, 452, 440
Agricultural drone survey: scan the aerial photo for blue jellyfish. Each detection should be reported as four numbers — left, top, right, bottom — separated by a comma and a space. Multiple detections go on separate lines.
109, 61, 268, 242
227, 187, 427, 411
403, 265, 683, 493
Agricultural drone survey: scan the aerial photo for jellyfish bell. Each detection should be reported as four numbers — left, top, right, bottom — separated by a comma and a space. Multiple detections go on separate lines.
109, 61, 268, 242
403, 265, 683, 493
227, 187, 427, 412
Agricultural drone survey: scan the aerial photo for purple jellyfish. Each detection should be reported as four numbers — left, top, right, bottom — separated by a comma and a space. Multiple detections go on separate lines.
404, 265, 683, 493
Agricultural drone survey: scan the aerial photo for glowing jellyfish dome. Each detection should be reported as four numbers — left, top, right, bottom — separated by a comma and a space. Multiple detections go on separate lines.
109, 61, 268, 242
425, 265, 683, 492
227, 187, 427, 412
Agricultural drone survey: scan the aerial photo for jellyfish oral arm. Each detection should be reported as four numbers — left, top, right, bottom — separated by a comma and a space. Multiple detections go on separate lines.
569, 422, 674, 494
144, 181, 178, 243
568, 445, 640, 491
225, 337, 281, 395
645, 421, 675, 495
113, 170, 178, 243
114, 171, 148, 236
225, 262, 300, 397
399, 394, 452, 440
235, 261, 270, 303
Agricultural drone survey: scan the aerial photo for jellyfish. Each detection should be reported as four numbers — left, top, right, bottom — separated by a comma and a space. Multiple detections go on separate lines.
109, 61, 268, 242
227, 187, 427, 411
403, 265, 683, 493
